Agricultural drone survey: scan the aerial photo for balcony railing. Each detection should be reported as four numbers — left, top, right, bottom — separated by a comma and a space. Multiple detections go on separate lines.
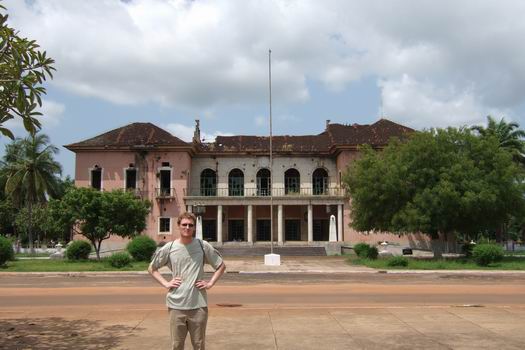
155, 187, 176, 198
125, 188, 148, 198
184, 186, 346, 197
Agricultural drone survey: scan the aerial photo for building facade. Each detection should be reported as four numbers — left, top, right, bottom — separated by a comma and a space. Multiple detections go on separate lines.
66, 118, 429, 248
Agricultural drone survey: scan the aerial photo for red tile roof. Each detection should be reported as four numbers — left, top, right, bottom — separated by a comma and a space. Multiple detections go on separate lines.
66, 119, 413, 154
198, 118, 413, 154
65, 122, 188, 150
327, 119, 414, 147
199, 134, 332, 154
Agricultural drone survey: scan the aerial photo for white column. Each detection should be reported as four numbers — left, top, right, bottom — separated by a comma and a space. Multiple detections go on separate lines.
187, 205, 193, 213
307, 204, 313, 243
217, 205, 223, 244
247, 205, 253, 243
277, 204, 283, 244
337, 204, 343, 242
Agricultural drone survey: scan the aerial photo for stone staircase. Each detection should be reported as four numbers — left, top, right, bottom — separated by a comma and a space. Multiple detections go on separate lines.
215, 246, 327, 256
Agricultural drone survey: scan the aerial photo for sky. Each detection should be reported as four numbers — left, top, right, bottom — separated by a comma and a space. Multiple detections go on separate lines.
2, 0, 525, 178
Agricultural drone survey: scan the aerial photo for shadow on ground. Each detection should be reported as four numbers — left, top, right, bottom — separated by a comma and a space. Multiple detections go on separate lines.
0, 317, 141, 350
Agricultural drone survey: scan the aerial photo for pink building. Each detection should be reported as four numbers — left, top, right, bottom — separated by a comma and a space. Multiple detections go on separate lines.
65, 119, 430, 250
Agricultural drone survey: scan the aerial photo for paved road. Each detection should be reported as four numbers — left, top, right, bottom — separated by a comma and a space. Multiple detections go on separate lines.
1, 273, 525, 349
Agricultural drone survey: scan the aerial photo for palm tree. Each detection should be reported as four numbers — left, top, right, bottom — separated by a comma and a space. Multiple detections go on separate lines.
2, 133, 62, 253
471, 116, 525, 164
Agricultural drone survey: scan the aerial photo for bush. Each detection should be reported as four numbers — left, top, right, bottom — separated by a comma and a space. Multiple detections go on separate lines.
472, 243, 504, 266
107, 252, 132, 268
366, 246, 379, 260
387, 256, 409, 267
353, 243, 370, 257
0, 236, 15, 266
127, 235, 157, 261
353, 243, 378, 260
66, 240, 92, 260
461, 242, 475, 257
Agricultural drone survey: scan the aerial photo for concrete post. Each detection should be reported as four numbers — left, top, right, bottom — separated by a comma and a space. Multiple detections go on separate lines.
187, 205, 193, 213
278, 204, 283, 244
308, 204, 313, 243
217, 205, 223, 244
337, 204, 343, 242
247, 205, 253, 244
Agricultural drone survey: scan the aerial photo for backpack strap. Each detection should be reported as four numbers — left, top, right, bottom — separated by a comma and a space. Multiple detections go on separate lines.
166, 240, 175, 267
197, 239, 205, 266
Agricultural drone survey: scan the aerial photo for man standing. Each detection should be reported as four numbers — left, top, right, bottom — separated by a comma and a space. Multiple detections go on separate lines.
149, 212, 226, 350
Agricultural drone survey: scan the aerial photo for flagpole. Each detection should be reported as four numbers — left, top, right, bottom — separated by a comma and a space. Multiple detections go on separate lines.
269, 49, 274, 255
264, 49, 280, 265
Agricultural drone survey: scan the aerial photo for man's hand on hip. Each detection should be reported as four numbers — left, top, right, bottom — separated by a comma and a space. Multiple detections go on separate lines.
195, 280, 212, 290
164, 277, 182, 290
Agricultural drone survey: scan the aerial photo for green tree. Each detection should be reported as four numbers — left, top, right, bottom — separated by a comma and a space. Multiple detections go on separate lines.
45, 198, 74, 243
344, 128, 525, 258
0, 2, 55, 139
471, 116, 525, 241
471, 116, 525, 164
2, 133, 62, 252
59, 187, 151, 260
14, 202, 67, 245
0, 197, 15, 234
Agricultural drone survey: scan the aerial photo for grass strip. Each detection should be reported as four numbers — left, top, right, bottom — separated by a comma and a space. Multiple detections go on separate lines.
1, 259, 150, 272
348, 256, 525, 270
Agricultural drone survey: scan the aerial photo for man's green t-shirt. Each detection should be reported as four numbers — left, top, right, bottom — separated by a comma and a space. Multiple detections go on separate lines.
150, 239, 223, 310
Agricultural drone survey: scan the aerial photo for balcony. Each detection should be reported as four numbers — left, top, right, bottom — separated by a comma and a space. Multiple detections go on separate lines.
155, 187, 176, 198
184, 186, 346, 198
125, 188, 147, 198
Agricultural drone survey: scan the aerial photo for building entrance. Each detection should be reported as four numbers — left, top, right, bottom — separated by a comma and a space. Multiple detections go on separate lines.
313, 219, 329, 241
202, 219, 217, 241
228, 220, 244, 241
285, 220, 301, 241
256, 220, 271, 241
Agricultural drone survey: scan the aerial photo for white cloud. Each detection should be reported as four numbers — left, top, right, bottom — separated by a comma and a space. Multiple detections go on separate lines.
380, 75, 511, 130
3, 99, 65, 133
164, 123, 233, 143
40, 100, 66, 126
5, 0, 525, 127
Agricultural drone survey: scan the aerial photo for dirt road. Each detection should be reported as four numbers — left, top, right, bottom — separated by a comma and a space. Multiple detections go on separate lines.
1, 273, 524, 309
1, 273, 525, 349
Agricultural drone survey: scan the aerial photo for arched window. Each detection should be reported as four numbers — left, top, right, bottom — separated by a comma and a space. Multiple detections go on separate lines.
200, 169, 217, 196
312, 168, 328, 195
284, 168, 300, 194
228, 169, 244, 196
256, 168, 271, 196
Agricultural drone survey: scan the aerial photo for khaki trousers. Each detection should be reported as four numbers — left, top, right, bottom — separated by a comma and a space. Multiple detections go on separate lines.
169, 307, 208, 350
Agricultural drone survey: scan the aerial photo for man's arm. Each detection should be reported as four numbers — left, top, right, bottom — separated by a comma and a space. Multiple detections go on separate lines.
195, 262, 226, 290
148, 264, 182, 290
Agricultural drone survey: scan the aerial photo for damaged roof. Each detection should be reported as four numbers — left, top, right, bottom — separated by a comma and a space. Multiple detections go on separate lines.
65, 122, 188, 150
199, 134, 332, 154
326, 118, 414, 147
66, 118, 413, 154
198, 118, 413, 154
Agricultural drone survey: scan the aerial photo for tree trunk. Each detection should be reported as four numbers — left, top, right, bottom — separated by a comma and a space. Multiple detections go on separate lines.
495, 225, 503, 243
28, 201, 34, 254
430, 235, 444, 259
95, 240, 101, 260
13, 227, 20, 253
